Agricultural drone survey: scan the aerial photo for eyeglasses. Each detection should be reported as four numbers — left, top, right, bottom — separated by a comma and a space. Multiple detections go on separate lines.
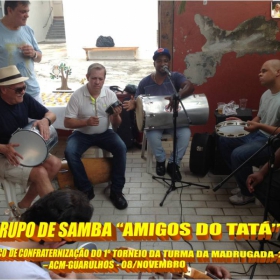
6, 85, 27, 94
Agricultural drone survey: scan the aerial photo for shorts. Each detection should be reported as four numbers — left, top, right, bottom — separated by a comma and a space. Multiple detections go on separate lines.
0, 155, 31, 187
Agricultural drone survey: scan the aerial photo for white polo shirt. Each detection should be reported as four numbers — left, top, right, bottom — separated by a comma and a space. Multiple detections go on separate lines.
65, 85, 118, 134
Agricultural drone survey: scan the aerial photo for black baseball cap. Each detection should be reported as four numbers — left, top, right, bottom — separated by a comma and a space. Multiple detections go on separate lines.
153, 48, 171, 61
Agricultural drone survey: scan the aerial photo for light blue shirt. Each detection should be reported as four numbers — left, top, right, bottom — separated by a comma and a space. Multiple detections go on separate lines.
258, 90, 280, 136
0, 21, 41, 98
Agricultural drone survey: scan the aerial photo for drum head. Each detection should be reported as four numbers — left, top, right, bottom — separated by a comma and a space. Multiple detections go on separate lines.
10, 130, 48, 167
135, 97, 144, 131
215, 121, 249, 138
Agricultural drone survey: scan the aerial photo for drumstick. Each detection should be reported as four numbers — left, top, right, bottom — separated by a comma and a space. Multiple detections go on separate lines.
94, 102, 98, 117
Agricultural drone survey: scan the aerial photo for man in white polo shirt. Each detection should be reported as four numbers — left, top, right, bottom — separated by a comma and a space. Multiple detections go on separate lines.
64, 63, 127, 210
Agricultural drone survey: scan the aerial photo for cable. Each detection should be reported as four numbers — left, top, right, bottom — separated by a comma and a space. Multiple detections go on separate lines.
230, 264, 255, 277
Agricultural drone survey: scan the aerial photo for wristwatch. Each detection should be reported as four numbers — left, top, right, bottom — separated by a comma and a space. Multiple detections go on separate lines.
32, 51, 37, 59
44, 117, 51, 126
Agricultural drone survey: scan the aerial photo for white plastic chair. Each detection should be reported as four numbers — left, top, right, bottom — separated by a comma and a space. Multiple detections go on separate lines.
0, 177, 27, 218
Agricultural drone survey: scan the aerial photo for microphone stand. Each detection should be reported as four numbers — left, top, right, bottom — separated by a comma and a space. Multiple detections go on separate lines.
213, 134, 280, 278
152, 71, 209, 207
249, 153, 280, 279
213, 133, 280, 192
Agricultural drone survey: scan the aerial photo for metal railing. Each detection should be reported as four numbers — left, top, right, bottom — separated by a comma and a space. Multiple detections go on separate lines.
43, 6, 53, 28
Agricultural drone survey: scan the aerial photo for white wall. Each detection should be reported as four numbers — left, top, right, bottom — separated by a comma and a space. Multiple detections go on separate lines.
63, 0, 158, 59
0, 1, 4, 18
52, 0, 63, 16
28, 1, 53, 42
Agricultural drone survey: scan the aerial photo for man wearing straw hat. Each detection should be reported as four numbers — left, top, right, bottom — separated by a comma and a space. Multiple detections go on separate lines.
0, 65, 61, 210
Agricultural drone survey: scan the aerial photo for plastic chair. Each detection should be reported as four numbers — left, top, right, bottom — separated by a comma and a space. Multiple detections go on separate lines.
0, 178, 18, 206
141, 130, 173, 174
0, 177, 27, 219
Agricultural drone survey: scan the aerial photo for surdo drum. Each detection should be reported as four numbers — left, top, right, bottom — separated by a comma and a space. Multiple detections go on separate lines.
135, 94, 209, 131
9, 121, 58, 167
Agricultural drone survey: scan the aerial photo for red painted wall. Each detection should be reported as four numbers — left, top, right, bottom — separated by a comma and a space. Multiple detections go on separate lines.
172, 1, 280, 134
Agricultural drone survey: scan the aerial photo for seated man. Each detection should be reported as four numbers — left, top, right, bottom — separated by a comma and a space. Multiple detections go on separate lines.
64, 63, 128, 210
0, 189, 94, 279
247, 147, 280, 222
219, 59, 280, 205
123, 48, 194, 181
0, 65, 61, 209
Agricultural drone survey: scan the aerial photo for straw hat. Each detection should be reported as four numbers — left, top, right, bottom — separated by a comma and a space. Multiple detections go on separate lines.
0, 65, 29, 86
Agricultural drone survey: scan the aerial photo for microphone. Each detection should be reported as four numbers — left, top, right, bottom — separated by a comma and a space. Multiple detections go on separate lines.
163, 65, 172, 76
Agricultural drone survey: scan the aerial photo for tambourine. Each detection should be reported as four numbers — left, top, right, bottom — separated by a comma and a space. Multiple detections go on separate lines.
105, 100, 122, 115
215, 120, 249, 138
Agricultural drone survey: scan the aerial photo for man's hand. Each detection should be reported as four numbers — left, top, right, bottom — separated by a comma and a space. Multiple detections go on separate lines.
110, 105, 122, 129
165, 96, 172, 111
164, 96, 179, 112
206, 264, 231, 279
49, 271, 77, 279
244, 121, 260, 133
33, 119, 50, 140
123, 98, 136, 111
246, 172, 264, 193
19, 44, 36, 58
112, 105, 122, 115
1, 143, 23, 166
86, 117, 99, 126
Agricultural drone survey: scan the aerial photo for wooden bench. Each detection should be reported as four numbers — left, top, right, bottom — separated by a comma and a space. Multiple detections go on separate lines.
82, 47, 138, 61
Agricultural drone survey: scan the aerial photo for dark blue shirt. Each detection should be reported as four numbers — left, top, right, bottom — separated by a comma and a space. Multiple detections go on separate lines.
0, 94, 48, 144
135, 72, 187, 98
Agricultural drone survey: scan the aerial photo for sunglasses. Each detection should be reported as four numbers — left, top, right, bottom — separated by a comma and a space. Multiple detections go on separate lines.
6, 85, 27, 94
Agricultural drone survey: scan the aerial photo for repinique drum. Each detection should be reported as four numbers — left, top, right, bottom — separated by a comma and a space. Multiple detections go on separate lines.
9, 121, 58, 167
215, 120, 249, 138
135, 94, 209, 131
105, 100, 122, 115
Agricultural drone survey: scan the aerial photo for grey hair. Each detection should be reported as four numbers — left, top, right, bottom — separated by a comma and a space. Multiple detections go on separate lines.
87, 63, 106, 77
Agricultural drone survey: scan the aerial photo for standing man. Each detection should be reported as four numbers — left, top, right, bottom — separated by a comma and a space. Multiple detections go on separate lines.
219, 59, 280, 205
0, 65, 61, 209
0, 1, 43, 102
64, 63, 128, 210
123, 48, 194, 180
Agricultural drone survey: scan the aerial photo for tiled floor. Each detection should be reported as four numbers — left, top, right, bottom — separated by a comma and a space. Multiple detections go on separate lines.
1, 137, 279, 279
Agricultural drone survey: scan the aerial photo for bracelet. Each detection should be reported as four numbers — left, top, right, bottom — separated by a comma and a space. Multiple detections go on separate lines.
32, 51, 37, 59
44, 117, 51, 126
